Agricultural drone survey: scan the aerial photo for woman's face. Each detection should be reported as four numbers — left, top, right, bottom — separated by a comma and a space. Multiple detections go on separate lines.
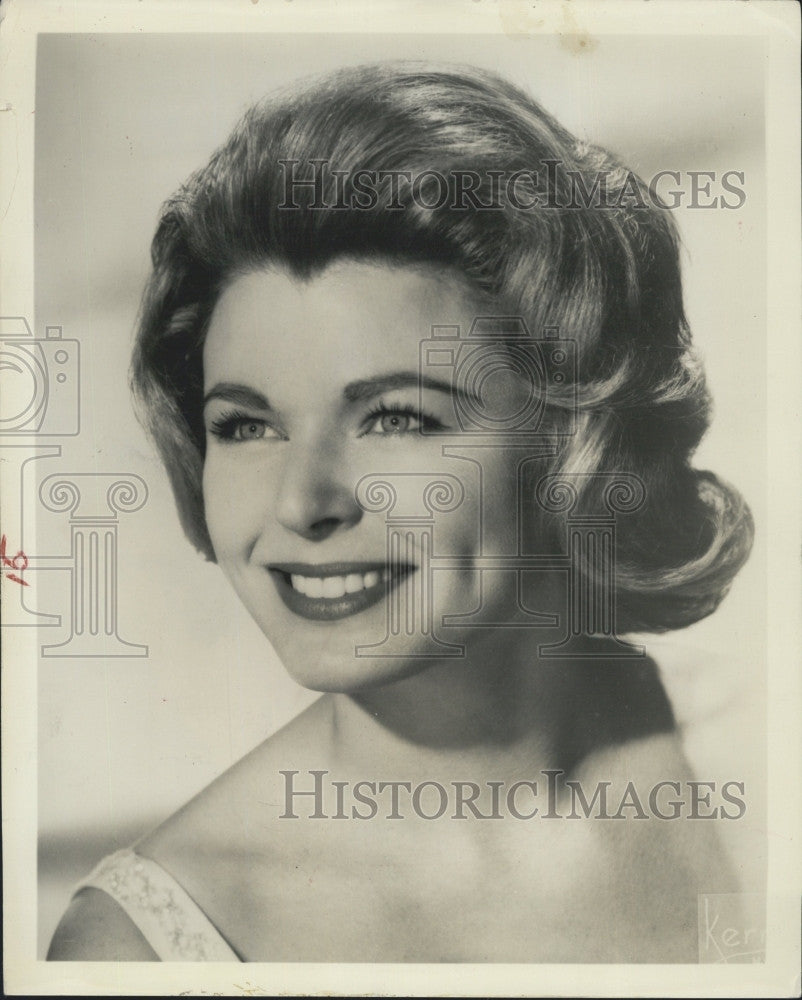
202, 260, 538, 692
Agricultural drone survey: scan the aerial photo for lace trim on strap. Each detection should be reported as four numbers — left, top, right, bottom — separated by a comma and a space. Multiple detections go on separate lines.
72, 848, 240, 962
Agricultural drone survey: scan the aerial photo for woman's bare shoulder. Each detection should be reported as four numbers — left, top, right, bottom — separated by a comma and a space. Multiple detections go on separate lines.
48, 698, 332, 963
47, 888, 158, 962
576, 727, 691, 782
575, 729, 740, 881
568, 730, 740, 959
138, 694, 331, 857
114, 695, 333, 959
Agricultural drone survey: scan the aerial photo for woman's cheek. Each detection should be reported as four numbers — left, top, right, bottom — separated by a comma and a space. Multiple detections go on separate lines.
202, 453, 260, 558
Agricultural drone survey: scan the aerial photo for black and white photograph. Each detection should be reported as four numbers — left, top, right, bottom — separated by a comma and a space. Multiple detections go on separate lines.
1, 0, 800, 995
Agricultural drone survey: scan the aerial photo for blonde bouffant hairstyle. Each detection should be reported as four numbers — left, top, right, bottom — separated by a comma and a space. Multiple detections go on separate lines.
131, 62, 753, 633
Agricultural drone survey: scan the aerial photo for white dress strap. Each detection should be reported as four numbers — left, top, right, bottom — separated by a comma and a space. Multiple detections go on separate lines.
72, 848, 240, 961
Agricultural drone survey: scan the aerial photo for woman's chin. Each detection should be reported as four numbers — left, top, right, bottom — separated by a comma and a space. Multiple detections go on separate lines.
278, 644, 445, 695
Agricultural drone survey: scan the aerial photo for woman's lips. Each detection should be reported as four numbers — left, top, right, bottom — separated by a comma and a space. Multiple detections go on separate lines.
268, 562, 415, 621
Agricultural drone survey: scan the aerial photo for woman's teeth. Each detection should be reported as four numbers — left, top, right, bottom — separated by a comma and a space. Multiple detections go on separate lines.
289, 570, 387, 598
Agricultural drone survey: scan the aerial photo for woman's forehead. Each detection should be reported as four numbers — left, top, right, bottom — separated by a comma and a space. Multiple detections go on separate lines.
203, 260, 485, 378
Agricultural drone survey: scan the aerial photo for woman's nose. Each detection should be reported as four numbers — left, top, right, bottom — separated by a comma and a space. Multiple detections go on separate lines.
273, 440, 363, 541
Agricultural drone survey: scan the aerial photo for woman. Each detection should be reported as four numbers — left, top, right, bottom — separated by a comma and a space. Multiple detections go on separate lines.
48, 62, 753, 963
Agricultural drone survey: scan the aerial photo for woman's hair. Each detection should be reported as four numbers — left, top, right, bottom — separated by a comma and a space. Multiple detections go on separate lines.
131, 61, 753, 633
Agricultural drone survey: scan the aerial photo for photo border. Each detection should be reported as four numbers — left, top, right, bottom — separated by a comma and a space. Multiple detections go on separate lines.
2, 0, 799, 996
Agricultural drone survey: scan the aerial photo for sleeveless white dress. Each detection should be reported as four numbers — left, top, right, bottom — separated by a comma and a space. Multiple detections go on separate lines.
72, 849, 240, 961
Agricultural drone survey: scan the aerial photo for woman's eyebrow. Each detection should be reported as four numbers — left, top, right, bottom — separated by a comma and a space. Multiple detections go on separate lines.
203, 382, 271, 409
344, 372, 474, 403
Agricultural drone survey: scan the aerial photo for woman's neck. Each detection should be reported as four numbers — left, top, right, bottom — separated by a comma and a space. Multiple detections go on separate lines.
326, 634, 578, 784
323, 634, 673, 785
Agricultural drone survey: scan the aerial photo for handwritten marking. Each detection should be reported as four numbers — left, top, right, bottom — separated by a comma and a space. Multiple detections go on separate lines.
1, 534, 29, 586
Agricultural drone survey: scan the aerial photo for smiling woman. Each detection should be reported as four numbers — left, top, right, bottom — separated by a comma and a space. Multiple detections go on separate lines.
200, 262, 521, 690
47, 62, 754, 963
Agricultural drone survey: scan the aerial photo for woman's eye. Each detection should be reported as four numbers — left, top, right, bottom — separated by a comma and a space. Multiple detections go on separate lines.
233, 419, 269, 440
377, 412, 418, 434
208, 414, 280, 442
366, 410, 423, 435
